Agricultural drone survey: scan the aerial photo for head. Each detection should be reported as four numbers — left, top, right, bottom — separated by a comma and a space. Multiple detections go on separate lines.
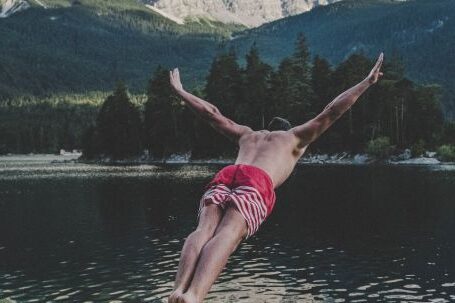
267, 117, 292, 132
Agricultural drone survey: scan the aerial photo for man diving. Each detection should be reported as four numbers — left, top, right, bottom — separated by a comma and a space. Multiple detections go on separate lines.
168, 53, 384, 303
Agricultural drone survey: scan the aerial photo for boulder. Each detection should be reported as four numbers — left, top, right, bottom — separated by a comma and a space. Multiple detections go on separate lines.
353, 154, 370, 164
396, 149, 412, 161
424, 151, 437, 158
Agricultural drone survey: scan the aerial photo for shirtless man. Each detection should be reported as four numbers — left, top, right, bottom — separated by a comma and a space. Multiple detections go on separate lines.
168, 53, 384, 303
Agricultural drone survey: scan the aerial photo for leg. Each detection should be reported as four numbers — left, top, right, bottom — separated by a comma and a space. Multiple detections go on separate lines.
169, 204, 223, 303
181, 206, 248, 303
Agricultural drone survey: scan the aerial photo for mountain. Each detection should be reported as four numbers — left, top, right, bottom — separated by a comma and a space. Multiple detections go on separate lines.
0, 0, 454, 118
230, 0, 455, 118
0, 0, 30, 17
0, 0, 240, 96
1, 0, 341, 26
143, 0, 341, 27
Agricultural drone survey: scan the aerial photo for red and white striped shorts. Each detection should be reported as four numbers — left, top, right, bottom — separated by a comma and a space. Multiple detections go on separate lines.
198, 164, 276, 239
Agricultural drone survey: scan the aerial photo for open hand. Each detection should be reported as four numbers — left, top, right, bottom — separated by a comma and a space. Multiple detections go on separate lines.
170, 68, 184, 92
366, 53, 384, 85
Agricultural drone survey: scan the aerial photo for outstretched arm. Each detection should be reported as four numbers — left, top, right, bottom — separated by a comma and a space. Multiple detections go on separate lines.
170, 68, 252, 142
292, 53, 384, 149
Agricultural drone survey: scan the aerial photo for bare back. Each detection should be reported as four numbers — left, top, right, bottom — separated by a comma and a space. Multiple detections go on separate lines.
171, 55, 384, 189
235, 131, 306, 188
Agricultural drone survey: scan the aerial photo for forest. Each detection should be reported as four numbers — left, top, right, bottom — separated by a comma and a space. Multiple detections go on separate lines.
80, 35, 455, 161
230, 0, 455, 119
1, 0, 455, 119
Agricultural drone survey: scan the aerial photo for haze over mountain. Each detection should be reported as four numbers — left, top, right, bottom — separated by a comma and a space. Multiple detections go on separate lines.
143, 0, 341, 27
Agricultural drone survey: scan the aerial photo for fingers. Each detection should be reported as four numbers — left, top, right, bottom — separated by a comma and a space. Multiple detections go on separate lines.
170, 68, 180, 86
170, 68, 180, 80
374, 52, 384, 71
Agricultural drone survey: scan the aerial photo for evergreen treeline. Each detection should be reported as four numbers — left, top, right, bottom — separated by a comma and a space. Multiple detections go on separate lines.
0, 95, 101, 154
82, 35, 452, 160
2, 0, 455, 120
231, 0, 455, 118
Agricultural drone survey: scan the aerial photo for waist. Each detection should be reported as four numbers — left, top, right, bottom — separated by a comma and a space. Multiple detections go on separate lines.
231, 163, 274, 187
236, 157, 297, 188
208, 163, 276, 215
209, 164, 274, 190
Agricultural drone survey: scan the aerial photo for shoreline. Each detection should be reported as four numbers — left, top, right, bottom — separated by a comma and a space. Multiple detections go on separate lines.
0, 153, 453, 166
78, 155, 451, 166
77, 150, 451, 166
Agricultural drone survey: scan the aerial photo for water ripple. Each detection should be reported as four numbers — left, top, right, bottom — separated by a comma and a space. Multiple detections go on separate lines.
1, 161, 455, 302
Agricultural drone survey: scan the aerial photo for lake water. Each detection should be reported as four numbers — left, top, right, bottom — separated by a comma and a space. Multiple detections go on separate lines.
1, 156, 455, 302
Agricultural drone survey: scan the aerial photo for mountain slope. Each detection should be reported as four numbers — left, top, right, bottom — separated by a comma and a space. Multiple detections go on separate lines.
0, 0, 30, 17
143, 0, 341, 27
0, 0, 240, 96
2, 0, 342, 26
0, 0, 454, 119
230, 0, 455, 117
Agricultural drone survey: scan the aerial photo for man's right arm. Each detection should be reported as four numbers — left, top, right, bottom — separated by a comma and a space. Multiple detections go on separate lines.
291, 53, 384, 149
170, 68, 252, 142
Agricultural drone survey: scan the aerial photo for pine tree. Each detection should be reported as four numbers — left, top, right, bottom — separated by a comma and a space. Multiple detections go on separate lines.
311, 55, 333, 115
96, 81, 142, 159
196, 49, 243, 157
289, 34, 315, 122
269, 34, 314, 125
385, 52, 405, 81
330, 54, 373, 150
205, 48, 243, 118
81, 126, 98, 159
407, 84, 443, 147
307, 56, 336, 152
144, 66, 190, 158
242, 45, 273, 129
269, 58, 294, 120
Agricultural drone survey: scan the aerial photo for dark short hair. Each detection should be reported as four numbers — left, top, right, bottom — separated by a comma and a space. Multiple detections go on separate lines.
267, 117, 292, 131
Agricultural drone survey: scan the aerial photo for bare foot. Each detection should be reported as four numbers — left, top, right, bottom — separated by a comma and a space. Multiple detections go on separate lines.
168, 289, 184, 303
178, 292, 198, 303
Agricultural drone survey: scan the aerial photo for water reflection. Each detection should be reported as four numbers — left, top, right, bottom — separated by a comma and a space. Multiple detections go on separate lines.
0, 160, 455, 302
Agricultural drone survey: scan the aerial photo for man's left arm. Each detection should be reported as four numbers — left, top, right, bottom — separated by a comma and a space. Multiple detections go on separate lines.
291, 53, 384, 149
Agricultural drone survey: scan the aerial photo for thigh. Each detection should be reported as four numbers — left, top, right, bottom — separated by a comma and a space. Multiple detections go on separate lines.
214, 205, 248, 242
196, 204, 224, 235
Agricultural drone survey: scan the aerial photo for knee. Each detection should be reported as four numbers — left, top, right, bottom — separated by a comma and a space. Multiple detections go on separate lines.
195, 224, 217, 239
213, 223, 247, 245
213, 229, 244, 253
185, 228, 214, 247
196, 218, 219, 236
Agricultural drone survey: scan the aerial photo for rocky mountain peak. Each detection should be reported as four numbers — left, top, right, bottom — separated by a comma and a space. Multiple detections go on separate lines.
144, 0, 342, 27
0, 0, 29, 18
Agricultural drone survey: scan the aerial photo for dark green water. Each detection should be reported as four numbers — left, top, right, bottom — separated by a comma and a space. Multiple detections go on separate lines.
1, 158, 455, 302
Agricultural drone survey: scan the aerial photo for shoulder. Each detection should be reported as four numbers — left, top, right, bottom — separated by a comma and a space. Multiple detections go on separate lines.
239, 130, 260, 141
271, 131, 307, 155
285, 129, 309, 150
267, 131, 301, 146
236, 128, 257, 144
